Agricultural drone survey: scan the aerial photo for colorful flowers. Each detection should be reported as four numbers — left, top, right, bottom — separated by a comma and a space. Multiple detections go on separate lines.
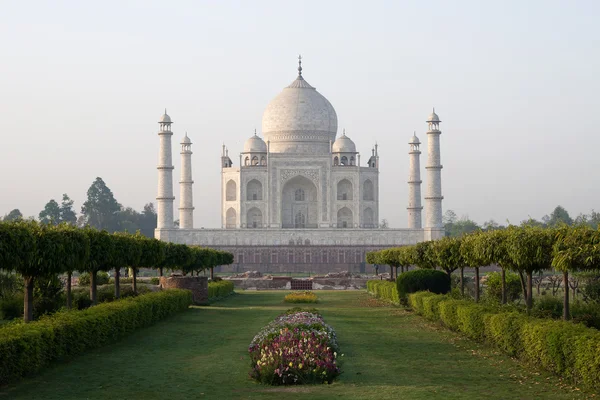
248, 310, 341, 385
284, 291, 318, 304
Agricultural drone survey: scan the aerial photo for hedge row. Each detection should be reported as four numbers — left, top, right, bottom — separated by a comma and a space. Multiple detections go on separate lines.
0, 289, 192, 385
208, 280, 234, 299
366, 280, 399, 304
408, 291, 600, 389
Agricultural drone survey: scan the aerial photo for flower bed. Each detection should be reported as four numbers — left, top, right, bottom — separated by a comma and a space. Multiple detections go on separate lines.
284, 291, 318, 303
248, 310, 341, 385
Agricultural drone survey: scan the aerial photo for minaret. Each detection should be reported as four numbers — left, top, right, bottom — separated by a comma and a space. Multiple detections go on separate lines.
156, 110, 175, 230
179, 133, 194, 229
424, 108, 444, 233
407, 132, 423, 228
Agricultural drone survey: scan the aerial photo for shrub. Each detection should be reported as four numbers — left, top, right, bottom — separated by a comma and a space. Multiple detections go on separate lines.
407, 291, 435, 314
571, 301, 600, 329
438, 299, 472, 331
78, 271, 109, 286
485, 271, 522, 302
0, 289, 192, 385
0, 294, 23, 320
421, 294, 448, 321
248, 311, 341, 385
367, 280, 399, 304
582, 279, 600, 304
208, 280, 234, 299
396, 269, 450, 301
485, 312, 528, 356
532, 295, 563, 319
150, 277, 160, 285
284, 291, 318, 303
455, 303, 492, 340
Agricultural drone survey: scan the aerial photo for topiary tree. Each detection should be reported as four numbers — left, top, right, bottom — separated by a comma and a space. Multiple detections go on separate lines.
430, 237, 462, 279
552, 225, 600, 320
396, 269, 450, 301
83, 228, 115, 305
134, 235, 165, 293
460, 231, 486, 302
506, 226, 555, 313
160, 242, 193, 277
54, 223, 90, 309
112, 233, 142, 299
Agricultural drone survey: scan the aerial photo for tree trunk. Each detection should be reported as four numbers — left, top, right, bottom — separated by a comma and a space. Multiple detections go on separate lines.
389, 265, 394, 281
115, 268, 120, 299
474, 267, 480, 302
132, 268, 137, 294
24, 276, 34, 323
501, 268, 507, 304
563, 270, 570, 321
526, 272, 533, 313
159, 267, 163, 277
66, 271, 72, 310
518, 271, 527, 301
460, 267, 464, 296
90, 271, 98, 305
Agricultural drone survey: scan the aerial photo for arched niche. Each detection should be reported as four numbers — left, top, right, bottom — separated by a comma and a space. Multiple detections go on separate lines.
246, 179, 263, 201
226, 180, 236, 201
281, 175, 318, 229
337, 207, 353, 228
337, 179, 353, 200
363, 207, 374, 228
226, 207, 236, 228
246, 207, 262, 228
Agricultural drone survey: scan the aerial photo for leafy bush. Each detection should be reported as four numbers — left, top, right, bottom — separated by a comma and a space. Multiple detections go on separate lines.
485, 271, 522, 302
367, 280, 399, 304
0, 272, 22, 299
248, 311, 341, 385
532, 295, 563, 319
407, 291, 435, 313
408, 291, 600, 391
78, 271, 109, 286
0, 294, 23, 320
208, 280, 234, 299
421, 294, 448, 321
571, 301, 600, 330
0, 289, 192, 385
284, 291, 318, 303
582, 279, 600, 304
150, 277, 160, 285
396, 269, 450, 301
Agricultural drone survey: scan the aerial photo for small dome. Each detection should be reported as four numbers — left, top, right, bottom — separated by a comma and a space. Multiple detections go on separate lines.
159, 111, 172, 123
181, 133, 191, 144
332, 131, 356, 153
409, 133, 420, 144
243, 133, 267, 153
427, 109, 440, 123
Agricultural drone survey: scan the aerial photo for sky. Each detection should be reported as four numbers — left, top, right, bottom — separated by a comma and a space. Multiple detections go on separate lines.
1, 0, 598, 228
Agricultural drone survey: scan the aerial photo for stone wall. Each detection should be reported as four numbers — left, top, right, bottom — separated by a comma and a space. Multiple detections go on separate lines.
226, 276, 369, 291
159, 275, 208, 305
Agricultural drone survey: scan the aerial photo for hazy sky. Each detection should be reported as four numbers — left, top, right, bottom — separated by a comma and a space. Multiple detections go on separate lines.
1, 0, 598, 228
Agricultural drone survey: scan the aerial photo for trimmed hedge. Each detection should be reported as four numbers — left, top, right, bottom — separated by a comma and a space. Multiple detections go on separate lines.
208, 280, 234, 299
408, 291, 600, 390
367, 280, 399, 304
0, 289, 192, 385
396, 269, 450, 300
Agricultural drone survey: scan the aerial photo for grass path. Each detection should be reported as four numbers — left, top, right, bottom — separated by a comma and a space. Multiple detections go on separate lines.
0, 291, 592, 399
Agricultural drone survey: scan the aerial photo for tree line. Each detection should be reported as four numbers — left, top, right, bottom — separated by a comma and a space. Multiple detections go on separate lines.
1, 177, 157, 237
443, 205, 600, 237
366, 224, 600, 319
0, 220, 233, 322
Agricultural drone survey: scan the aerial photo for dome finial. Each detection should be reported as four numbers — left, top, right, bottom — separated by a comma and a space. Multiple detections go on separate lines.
254, 128, 257, 136
343, 128, 346, 136
298, 54, 303, 77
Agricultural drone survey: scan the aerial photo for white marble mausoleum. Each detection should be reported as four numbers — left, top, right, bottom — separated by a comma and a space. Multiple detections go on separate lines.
154, 58, 445, 272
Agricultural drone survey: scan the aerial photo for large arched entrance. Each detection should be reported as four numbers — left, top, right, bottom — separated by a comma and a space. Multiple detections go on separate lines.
281, 175, 318, 228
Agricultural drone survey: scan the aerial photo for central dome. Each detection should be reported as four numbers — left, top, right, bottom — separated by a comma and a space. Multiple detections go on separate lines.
262, 66, 337, 154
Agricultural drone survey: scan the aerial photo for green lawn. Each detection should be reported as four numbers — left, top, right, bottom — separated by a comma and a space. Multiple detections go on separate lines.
0, 291, 593, 399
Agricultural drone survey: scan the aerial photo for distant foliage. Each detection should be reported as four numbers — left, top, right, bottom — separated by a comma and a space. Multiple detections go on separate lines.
78, 271, 109, 286
485, 271, 522, 303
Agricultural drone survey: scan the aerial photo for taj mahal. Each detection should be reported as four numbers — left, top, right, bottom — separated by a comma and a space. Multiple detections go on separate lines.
155, 58, 445, 273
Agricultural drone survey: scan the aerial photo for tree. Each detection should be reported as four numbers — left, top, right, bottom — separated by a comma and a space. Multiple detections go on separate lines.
81, 177, 121, 232
460, 232, 486, 302
3, 209, 23, 221
547, 206, 573, 227
111, 233, 142, 298
138, 203, 157, 237
60, 194, 77, 225
430, 237, 462, 279
380, 219, 389, 229
53, 224, 90, 310
39, 199, 61, 225
552, 225, 600, 320
446, 216, 480, 238
134, 235, 165, 293
443, 210, 458, 225
83, 228, 115, 304
506, 226, 555, 313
